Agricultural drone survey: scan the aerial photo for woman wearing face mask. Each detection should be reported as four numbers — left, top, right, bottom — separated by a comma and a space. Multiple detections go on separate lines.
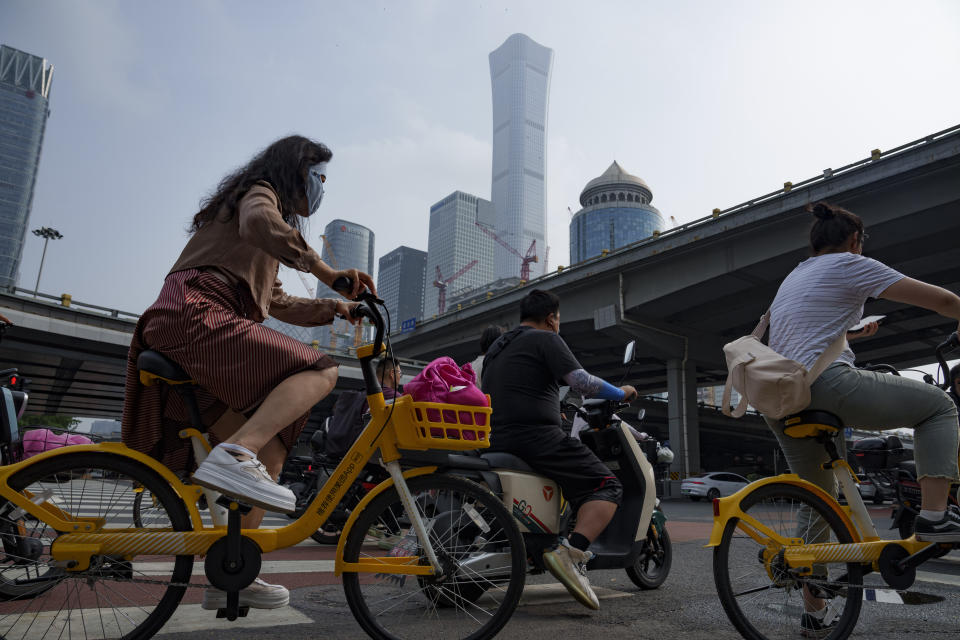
122, 135, 375, 610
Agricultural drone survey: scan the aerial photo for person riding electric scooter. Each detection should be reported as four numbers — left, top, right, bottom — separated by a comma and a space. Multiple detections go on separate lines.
417, 325, 673, 610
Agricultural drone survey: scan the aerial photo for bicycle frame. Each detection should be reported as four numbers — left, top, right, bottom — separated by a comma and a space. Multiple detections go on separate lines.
0, 341, 446, 579
707, 463, 949, 574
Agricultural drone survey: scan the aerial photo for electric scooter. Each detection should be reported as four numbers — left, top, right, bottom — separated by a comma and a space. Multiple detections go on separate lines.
411, 341, 673, 599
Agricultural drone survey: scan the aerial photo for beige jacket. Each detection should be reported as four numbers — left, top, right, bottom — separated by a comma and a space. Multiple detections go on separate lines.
169, 182, 337, 326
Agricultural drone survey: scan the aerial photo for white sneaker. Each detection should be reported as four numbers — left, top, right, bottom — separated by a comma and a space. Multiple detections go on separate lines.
192, 446, 296, 513
542, 539, 600, 610
202, 577, 290, 610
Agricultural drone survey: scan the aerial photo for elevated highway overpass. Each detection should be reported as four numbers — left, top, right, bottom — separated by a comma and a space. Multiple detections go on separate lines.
394, 125, 960, 478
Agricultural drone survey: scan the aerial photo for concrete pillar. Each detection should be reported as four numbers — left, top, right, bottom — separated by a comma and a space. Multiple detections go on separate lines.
666, 357, 699, 496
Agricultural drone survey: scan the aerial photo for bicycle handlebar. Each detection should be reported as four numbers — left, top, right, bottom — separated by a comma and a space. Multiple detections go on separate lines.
332, 276, 386, 360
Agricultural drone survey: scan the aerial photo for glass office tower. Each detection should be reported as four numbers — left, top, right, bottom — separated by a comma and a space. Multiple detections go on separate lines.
314, 219, 375, 349
423, 192, 495, 318
377, 246, 427, 328
489, 34, 553, 280
0, 45, 54, 289
569, 161, 665, 263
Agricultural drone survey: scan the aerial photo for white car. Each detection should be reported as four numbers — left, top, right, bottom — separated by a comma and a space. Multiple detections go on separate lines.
681, 472, 749, 501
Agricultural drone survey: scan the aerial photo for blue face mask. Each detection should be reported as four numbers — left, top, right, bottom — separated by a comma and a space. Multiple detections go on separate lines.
305, 162, 327, 215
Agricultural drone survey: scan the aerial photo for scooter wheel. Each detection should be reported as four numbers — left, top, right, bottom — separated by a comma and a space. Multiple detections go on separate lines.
626, 525, 672, 589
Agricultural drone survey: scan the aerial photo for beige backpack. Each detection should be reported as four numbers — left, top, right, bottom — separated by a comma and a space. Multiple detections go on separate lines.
722, 311, 845, 419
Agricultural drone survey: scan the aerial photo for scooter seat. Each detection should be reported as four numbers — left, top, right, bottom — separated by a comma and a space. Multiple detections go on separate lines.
481, 452, 534, 472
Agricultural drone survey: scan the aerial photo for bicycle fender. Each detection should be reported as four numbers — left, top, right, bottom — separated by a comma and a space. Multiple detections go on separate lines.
0, 443, 205, 530
334, 465, 437, 576
705, 474, 860, 547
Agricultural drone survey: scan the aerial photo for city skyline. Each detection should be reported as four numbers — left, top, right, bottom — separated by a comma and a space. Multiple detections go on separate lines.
2, 2, 959, 314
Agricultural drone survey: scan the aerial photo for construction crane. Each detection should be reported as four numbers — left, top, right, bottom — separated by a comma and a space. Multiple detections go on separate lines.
296, 272, 315, 297
434, 260, 477, 315
474, 222, 538, 281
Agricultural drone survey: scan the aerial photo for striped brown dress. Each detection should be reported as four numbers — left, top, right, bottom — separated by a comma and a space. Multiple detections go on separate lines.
121, 268, 337, 472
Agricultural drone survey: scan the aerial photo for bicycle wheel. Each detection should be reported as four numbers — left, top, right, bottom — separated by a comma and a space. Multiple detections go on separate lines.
342, 474, 525, 640
713, 483, 863, 640
0, 452, 194, 640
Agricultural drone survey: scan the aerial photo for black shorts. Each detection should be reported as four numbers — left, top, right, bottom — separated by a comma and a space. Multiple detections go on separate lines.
490, 425, 623, 508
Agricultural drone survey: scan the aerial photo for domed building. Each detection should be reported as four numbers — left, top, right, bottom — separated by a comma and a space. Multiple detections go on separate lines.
569, 161, 665, 264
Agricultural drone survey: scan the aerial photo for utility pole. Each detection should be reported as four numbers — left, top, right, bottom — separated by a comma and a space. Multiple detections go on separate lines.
31, 226, 62, 297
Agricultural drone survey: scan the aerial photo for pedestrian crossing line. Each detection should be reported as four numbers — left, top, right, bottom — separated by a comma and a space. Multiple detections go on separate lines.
915, 570, 960, 587
132, 560, 636, 606
0, 603, 316, 638
519, 583, 632, 606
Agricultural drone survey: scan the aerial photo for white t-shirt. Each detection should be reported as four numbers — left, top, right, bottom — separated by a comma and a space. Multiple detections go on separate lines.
769, 253, 904, 370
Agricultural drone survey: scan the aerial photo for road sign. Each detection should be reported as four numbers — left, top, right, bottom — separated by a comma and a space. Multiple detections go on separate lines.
400, 317, 416, 334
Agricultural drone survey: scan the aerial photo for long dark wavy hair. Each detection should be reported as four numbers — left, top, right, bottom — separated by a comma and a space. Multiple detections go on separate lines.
191, 135, 333, 234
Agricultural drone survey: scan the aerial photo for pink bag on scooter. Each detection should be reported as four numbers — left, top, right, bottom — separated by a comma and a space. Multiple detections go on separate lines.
403, 357, 489, 408
21, 428, 93, 460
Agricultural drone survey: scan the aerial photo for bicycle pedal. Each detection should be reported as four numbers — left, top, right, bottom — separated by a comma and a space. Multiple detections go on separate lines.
215, 605, 249, 619
215, 495, 253, 515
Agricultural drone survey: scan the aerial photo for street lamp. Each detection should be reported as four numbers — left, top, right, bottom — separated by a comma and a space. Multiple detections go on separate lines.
31, 226, 63, 297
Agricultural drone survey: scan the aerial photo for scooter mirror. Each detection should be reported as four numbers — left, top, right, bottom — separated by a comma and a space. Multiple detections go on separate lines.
623, 340, 636, 365
636, 408, 646, 421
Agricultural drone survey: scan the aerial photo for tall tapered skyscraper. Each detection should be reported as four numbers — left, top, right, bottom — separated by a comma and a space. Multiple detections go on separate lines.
0, 45, 54, 289
489, 34, 553, 280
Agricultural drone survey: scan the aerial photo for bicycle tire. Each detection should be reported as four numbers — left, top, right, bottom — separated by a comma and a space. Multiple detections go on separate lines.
713, 483, 863, 640
0, 451, 194, 640
626, 524, 672, 589
341, 474, 525, 640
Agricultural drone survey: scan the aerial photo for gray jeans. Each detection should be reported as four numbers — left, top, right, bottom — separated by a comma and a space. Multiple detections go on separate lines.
765, 362, 960, 498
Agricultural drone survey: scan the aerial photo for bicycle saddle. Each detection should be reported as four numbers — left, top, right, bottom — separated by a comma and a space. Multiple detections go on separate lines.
780, 410, 844, 439
137, 350, 195, 386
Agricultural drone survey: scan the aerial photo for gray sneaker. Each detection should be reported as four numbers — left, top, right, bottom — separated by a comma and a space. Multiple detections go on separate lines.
192, 445, 296, 513
542, 539, 599, 610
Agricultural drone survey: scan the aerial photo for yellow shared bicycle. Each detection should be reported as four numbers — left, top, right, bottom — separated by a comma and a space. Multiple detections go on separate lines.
0, 283, 526, 640
709, 334, 960, 640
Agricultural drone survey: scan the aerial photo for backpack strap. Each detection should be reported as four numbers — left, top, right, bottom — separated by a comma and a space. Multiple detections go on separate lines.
480, 326, 529, 386
805, 332, 847, 383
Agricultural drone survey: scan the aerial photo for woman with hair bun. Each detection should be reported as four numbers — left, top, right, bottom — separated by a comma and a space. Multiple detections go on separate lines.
764, 201, 960, 632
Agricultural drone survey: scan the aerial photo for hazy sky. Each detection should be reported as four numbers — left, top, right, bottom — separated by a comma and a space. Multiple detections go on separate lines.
3, 0, 959, 314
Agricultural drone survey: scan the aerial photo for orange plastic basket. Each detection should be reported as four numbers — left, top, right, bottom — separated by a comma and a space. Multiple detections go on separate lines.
392, 395, 492, 451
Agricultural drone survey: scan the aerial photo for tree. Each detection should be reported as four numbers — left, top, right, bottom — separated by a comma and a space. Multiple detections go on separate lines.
22, 415, 80, 430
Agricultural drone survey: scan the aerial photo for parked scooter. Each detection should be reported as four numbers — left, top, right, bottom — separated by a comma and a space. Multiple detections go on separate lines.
414, 341, 673, 601
281, 419, 388, 544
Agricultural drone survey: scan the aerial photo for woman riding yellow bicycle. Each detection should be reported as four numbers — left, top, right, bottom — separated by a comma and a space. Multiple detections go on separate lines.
122, 135, 375, 609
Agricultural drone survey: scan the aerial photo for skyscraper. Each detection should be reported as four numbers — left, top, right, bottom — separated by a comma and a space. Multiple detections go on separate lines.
377, 246, 427, 329
489, 34, 553, 281
314, 219, 375, 349
423, 192, 495, 318
569, 162, 665, 263
0, 45, 54, 290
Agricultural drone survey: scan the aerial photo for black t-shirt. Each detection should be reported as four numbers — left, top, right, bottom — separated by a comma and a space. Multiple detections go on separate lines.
482, 326, 581, 430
